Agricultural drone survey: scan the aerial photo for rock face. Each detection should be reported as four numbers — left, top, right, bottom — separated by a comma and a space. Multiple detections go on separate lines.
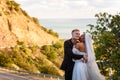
0, 0, 58, 47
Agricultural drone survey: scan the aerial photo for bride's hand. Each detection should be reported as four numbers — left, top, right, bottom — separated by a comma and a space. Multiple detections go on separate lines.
83, 55, 88, 63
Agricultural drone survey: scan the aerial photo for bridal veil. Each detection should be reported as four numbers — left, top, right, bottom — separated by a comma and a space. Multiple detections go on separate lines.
85, 33, 105, 80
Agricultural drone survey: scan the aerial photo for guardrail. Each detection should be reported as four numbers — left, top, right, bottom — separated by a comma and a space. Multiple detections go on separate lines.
0, 66, 64, 80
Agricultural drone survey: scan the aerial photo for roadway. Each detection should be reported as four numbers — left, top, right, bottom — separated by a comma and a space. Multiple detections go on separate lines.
0, 71, 56, 80
0, 71, 31, 80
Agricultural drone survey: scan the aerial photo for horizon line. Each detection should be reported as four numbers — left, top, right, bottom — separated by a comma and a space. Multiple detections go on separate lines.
39, 18, 97, 19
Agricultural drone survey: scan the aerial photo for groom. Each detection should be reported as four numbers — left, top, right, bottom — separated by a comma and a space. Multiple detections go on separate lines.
60, 29, 88, 80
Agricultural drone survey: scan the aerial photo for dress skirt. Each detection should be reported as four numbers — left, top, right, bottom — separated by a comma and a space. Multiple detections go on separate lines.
72, 60, 88, 80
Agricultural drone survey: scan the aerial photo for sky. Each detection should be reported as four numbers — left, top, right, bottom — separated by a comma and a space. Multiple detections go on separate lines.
15, 0, 120, 19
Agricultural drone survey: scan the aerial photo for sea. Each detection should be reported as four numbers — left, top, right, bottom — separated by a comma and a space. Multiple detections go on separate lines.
39, 19, 97, 39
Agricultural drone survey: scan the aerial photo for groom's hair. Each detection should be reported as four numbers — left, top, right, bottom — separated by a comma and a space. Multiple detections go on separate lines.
71, 29, 80, 34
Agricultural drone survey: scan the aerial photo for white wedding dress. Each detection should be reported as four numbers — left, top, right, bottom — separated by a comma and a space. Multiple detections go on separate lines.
72, 33, 105, 80
72, 46, 88, 80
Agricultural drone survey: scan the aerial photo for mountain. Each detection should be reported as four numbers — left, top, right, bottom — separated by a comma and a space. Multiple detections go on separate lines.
0, 0, 58, 47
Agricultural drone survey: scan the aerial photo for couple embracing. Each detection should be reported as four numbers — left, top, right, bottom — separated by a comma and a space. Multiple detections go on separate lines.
60, 29, 105, 80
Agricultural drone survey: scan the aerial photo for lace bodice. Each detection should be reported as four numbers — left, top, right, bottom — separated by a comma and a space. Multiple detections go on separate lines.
72, 45, 86, 55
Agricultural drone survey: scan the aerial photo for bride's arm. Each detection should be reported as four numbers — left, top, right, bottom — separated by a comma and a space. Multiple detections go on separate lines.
72, 43, 83, 55
64, 41, 83, 60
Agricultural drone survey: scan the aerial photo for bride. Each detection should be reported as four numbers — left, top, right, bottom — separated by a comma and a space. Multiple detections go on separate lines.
72, 33, 105, 80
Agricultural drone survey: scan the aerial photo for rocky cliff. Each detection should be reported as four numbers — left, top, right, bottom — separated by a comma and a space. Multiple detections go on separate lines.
0, 0, 58, 47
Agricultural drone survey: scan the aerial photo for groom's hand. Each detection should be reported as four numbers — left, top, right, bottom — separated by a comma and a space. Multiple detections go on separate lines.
83, 55, 88, 63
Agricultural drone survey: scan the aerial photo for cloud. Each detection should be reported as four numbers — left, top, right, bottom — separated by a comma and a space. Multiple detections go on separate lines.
88, 0, 119, 8
15, 0, 120, 18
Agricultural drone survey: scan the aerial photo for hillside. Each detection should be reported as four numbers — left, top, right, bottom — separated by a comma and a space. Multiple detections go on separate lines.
0, 0, 58, 47
0, 0, 64, 77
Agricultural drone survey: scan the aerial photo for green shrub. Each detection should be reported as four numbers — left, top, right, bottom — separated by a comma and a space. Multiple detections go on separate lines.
36, 54, 48, 64
36, 55, 61, 75
53, 41, 63, 48
0, 53, 12, 67
32, 17, 40, 25
48, 29, 59, 37
17, 40, 24, 45
47, 51, 57, 61
29, 45, 39, 54
17, 61, 38, 72
40, 26, 48, 32
14, 6, 19, 12
6, 0, 20, 11
41, 45, 51, 54
39, 65, 60, 75
21, 9, 30, 17
7, 1, 19, 7
10, 49, 38, 72
10, 50, 25, 64
41, 41, 64, 62
16, 41, 32, 57
41, 45, 57, 61
27, 57, 34, 64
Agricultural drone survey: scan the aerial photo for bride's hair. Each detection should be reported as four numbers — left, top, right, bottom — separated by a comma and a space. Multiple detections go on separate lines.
79, 34, 85, 42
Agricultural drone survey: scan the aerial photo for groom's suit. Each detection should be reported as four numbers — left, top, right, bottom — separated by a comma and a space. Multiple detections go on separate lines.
60, 39, 83, 80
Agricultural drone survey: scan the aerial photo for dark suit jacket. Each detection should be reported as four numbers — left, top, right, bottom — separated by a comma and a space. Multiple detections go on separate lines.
60, 39, 83, 71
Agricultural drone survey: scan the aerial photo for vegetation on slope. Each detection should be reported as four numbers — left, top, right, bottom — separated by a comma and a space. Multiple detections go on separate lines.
0, 40, 64, 76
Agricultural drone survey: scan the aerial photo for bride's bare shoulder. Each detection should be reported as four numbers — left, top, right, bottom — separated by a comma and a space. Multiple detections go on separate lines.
75, 42, 84, 48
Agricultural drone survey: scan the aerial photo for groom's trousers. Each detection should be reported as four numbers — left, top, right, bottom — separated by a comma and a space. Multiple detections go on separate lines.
65, 68, 73, 80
